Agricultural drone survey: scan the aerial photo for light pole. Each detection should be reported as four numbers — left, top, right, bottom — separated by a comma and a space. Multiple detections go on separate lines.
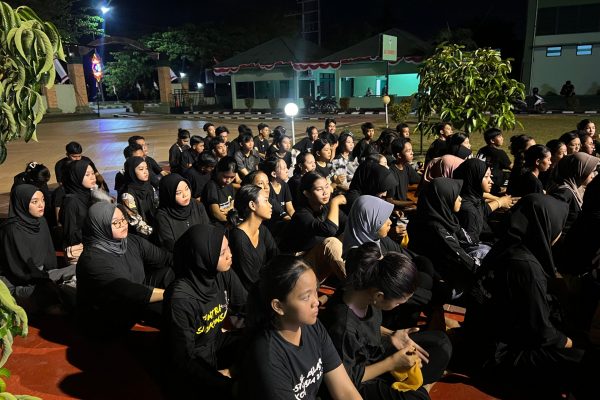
284, 103, 299, 145
382, 95, 391, 128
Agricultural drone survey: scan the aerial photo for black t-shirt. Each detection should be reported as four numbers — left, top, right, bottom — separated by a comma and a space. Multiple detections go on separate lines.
281, 204, 346, 253
238, 320, 342, 400
320, 293, 392, 386
293, 137, 314, 153
507, 170, 544, 197
202, 180, 235, 222
315, 163, 332, 180
352, 138, 374, 161
270, 182, 293, 215
229, 225, 279, 290
424, 138, 447, 166
254, 136, 270, 155
389, 163, 420, 201
476, 145, 511, 190
169, 143, 190, 174
180, 148, 200, 171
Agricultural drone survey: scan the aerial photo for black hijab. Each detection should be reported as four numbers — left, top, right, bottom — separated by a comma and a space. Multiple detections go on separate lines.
5, 184, 41, 233
83, 202, 128, 255
0, 184, 56, 280
123, 156, 156, 219
414, 177, 463, 234
454, 158, 487, 202
158, 174, 192, 220
63, 159, 92, 201
173, 224, 225, 303
349, 162, 396, 195
484, 194, 568, 277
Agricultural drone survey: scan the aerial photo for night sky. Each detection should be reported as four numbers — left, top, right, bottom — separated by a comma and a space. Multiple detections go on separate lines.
102, 0, 528, 66
106, 0, 526, 40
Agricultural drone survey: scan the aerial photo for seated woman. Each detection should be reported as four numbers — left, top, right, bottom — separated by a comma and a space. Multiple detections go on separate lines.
12, 162, 56, 226
507, 134, 536, 187
407, 178, 479, 296
416, 154, 463, 197
238, 255, 362, 399
120, 156, 157, 237
559, 131, 581, 155
541, 139, 567, 189
289, 151, 316, 208
321, 243, 452, 399
443, 132, 472, 160
227, 185, 279, 290
266, 131, 293, 168
60, 159, 97, 264
163, 224, 246, 399
507, 144, 551, 197
280, 172, 347, 282
332, 131, 359, 190
453, 158, 511, 247
202, 156, 237, 224
261, 158, 295, 220
342, 195, 440, 330
312, 138, 334, 179
559, 174, 600, 332
76, 202, 174, 336
155, 174, 210, 251
466, 194, 598, 399
548, 152, 599, 237
0, 185, 75, 314
344, 157, 397, 213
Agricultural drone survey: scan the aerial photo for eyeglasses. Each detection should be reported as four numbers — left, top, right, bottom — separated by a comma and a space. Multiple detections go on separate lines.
111, 217, 127, 228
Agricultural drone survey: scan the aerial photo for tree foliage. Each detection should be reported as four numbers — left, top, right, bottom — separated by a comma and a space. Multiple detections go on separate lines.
103, 51, 154, 100
416, 44, 525, 136
6, 0, 103, 42
0, 2, 65, 164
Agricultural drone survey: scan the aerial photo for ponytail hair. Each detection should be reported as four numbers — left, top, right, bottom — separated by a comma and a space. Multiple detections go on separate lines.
227, 184, 262, 226
246, 255, 313, 331
344, 242, 418, 299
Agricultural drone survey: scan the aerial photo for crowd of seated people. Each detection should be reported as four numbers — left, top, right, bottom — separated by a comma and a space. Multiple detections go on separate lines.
1, 117, 600, 400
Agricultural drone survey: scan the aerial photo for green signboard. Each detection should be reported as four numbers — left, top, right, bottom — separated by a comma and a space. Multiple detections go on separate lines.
381, 34, 397, 61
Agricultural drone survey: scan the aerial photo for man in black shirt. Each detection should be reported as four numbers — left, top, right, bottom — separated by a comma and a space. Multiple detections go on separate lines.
352, 122, 375, 161
477, 128, 512, 195
168, 129, 190, 174
179, 135, 205, 171
254, 123, 271, 158
424, 122, 453, 166
234, 132, 261, 177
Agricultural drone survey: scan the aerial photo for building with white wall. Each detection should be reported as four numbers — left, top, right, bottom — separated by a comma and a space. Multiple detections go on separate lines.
522, 0, 600, 95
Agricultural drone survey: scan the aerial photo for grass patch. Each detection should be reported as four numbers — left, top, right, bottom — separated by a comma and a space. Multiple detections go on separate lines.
341, 114, 588, 161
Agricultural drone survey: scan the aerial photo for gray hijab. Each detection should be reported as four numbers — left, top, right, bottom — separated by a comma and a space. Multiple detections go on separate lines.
343, 195, 394, 255
83, 202, 127, 255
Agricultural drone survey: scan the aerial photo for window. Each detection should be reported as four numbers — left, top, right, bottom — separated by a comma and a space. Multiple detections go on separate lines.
235, 82, 254, 99
536, 5, 600, 35
279, 80, 291, 98
254, 81, 274, 99
577, 44, 592, 56
546, 46, 562, 57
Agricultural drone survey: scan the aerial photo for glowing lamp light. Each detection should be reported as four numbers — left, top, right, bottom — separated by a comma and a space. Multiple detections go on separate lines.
382, 95, 391, 105
180, 72, 186, 78
101, 6, 111, 14
197, 82, 203, 89
284, 102, 299, 117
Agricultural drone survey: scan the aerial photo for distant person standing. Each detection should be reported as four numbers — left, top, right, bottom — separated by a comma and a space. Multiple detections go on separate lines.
560, 80, 576, 109
425, 122, 454, 166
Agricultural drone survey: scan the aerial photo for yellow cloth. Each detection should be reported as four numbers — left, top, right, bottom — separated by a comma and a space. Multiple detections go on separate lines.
390, 363, 423, 392
401, 233, 409, 248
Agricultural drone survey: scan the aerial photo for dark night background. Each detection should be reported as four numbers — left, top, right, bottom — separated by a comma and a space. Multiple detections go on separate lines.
105, 0, 528, 71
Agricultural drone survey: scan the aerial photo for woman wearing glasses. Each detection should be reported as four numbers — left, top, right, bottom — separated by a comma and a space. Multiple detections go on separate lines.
76, 201, 174, 337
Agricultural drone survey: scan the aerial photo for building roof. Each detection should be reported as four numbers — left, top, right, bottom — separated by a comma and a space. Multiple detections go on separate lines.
320, 28, 430, 62
215, 36, 329, 68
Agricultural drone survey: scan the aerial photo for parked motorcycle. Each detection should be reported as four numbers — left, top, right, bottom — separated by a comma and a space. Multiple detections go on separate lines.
306, 96, 339, 114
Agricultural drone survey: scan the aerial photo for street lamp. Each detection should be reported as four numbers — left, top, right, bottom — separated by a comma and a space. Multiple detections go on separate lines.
284, 102, 299, 145
382, 95, 391, 128
101, 6, 111, 14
